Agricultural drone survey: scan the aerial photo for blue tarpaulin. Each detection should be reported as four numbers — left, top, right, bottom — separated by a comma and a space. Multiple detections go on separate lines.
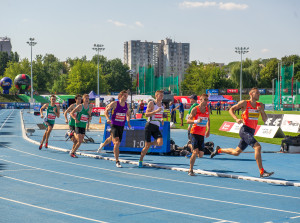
208, 95, 230, 101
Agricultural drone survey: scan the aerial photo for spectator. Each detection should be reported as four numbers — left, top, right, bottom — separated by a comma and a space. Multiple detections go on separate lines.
208, 101, 213, 114
169, 101, 176, 123
216, 101, 221, 115
173, 99, 184, 126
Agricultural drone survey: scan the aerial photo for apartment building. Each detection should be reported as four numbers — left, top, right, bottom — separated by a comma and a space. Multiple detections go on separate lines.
0, 37, 12, 55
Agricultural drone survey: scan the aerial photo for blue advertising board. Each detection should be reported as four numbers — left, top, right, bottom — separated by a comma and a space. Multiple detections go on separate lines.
206, 89, 219, 95
103, 119, 170, 153
0, 102, 30, 109
259, 89, 266, 94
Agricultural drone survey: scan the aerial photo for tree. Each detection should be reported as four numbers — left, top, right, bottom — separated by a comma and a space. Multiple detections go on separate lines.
258, 58, 280, 88
66, 60, 108, 94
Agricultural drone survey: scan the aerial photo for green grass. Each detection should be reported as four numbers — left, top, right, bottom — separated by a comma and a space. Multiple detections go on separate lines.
170, 110, 300, 145
0, 94, 25, 103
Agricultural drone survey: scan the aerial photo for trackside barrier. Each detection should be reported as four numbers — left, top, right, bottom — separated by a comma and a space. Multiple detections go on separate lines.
19, 110, 300, 187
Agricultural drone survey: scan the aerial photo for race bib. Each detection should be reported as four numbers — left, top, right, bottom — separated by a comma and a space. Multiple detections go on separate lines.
248, 109, 259, 120
80, 114, 89, 122
115, 113, 126, 122
196, 117, 208, 127
47, 114, 56, 120
154, 113, 163, 119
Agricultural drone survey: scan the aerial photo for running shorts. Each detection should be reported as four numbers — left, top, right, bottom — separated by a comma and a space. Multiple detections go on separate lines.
145, 122, 162, 142
238, 125, 257, 151
111, 124, 125, 141
75, 127, 86, 135
190, 133, 204, 151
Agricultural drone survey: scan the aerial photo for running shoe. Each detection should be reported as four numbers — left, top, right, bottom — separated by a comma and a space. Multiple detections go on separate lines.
138, 161, 143, 168
70, 153, 78, 158
39, 144, 43, 150
260, 170, 274, 178
65, 131, 69, 139
116, 161, 122, 168
97, 143, 104, 153
188, 171, 195, 176
210, 146, 220, 158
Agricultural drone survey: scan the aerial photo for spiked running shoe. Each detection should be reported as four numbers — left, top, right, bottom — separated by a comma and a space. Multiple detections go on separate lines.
260, 170, 274, 178
210, 146, 220, 158
116, 161, 122, 168
188, 171, 195, 176
39, 144, 43, 150
45, 143, 48, 148
97, 143, 104, 153
70, 153, 78, 158
138, 161, 143, 168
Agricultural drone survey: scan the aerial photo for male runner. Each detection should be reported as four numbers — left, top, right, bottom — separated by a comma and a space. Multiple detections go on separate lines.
210, 87, 274, 178
69, 94, 92, 158
187, 94, 198, 140
64, 94, 82, 142
105, 90, 131, 167
39, 95, 60, 149
139, 90, 164, 168
173, 99, 184, 126
186, 93, 210, 176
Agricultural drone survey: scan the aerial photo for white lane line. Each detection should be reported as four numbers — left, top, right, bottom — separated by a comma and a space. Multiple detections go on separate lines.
0, 196, 107, 223
2, 159, 300, 216
291, 216, 300, 219
0, 168, 37, 172
3, 175, 238, 223
19, 110, 300, 188
0, 109, 14, 131
1, 145, 300, 200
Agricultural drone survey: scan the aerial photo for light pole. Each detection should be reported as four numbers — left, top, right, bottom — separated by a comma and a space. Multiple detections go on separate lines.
127, 69, 135, 110
92, 44, 105, 96
272, 78, 277, 110
27, 38, 37, 103
235, 47, 249, 101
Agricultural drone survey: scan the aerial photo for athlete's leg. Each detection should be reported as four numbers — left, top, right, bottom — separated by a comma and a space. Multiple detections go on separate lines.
189, 148, 199, 172
45, 126, 53, 144
218, 147, 242, 156
112, 136, 121, 161
71, 133, 84, 154
139, 141, 152, 162
253, 142, 263, 170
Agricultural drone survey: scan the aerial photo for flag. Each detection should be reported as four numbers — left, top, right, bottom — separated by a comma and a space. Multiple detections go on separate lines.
136, 72, 139, 87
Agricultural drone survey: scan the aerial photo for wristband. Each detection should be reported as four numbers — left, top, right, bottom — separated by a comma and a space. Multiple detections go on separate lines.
194, 120, 198, 124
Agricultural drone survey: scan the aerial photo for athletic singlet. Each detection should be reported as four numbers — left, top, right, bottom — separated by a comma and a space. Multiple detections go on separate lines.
75, 104, 89, 129
148, 102, 164, 127
242, 100, 260, 130
68, 104, 78, 127
190, 106, 209, 136
111, 101, 128, 126
45, 105, 56, 125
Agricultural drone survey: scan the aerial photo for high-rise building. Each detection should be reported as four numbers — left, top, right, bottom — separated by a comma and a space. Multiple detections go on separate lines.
0, 37, 12, 55
124, 38, 190, 83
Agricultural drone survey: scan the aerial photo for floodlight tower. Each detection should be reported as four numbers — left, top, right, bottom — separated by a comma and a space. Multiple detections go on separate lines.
92, 44, 105, 96
235, 47, 249, 101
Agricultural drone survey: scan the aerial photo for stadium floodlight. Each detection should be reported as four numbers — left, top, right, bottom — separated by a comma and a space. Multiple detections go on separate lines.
27, 38, 37, 104
92, 44, 105, 96
235, 47, 249, 101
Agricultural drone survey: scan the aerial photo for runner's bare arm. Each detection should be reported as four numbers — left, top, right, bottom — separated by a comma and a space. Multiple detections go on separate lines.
145, 101, 154, 117
55, 105, 60, 118
205, 117, 210, 137
105, 101, 117, 122
186, 107, 197, 124
259, 103, 268, 123
70, 104, 82, 122
88, 104, 93, 122
126, 104, 131, 128
40, 103, 48, 118
229, 100, 246, 123
64, 104, 74, 122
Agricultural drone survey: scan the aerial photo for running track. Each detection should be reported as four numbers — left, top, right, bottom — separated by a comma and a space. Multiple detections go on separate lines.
0, 109, 300, 223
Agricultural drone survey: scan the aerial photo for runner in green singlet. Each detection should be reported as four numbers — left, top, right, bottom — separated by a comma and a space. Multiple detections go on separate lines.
69, 94, 92, 158
39, 95, 60, 150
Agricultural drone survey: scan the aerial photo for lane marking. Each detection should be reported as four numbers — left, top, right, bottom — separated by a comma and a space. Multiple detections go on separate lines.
2, 159, 300, 215
2, 175, 238, 223
19, 110, 300, 188
1, 145, 300, 200
0, 196, 107, 223
0, 109, 15, 131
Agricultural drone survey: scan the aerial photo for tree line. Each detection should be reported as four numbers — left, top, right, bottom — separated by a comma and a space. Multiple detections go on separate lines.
181, 55, 300, 95
1, 52, 132, 95
1, 51, 299, 96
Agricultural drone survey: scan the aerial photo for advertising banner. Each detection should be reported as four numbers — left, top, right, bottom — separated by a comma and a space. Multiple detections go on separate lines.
255, 125, 285, 138
280, 114, 300, 133
206, 89, 219, 95
219, 122, 235, 132
92, 107, 106, 116
227, 89, 238, 94
265, 114, 284, 126
259, 89, 266, 94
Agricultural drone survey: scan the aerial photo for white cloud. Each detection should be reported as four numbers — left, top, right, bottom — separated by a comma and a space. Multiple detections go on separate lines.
219, 2, 248, 10
135, 21, 144, 28
107, 19, 127, 27
261, 48, 270, 53
179, 1, 248, 10
21, 18, 30, 23
179, 1, 217, 8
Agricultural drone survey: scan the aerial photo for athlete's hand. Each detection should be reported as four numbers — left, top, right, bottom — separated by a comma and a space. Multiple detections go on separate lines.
235, 119, 243, 124
41, 114, 44, 119
161, 119, 164, 126
155, 107, 162, 113
128, 123, 131, 129
205, 130, 210, 138
197, 118, 202, 123
258, 103, 265, 112
65, 119, 68, 124
107, 119, 111, 124
75, 119, 80, 123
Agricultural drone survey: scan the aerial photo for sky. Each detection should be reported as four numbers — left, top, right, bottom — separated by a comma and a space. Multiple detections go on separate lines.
1, 0, 299, 64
